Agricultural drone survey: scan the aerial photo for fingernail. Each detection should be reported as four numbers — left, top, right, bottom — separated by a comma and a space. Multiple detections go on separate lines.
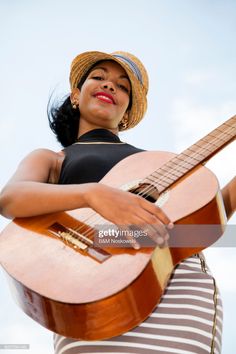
164, 233, 170, 241
156, 236, 164, 245
134, 243, 140, 250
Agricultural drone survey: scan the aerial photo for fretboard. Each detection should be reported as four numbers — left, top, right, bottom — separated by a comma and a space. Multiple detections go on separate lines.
143, 115, 236, 193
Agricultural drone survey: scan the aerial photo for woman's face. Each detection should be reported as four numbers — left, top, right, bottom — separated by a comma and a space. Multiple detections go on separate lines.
75, 60, 131, 131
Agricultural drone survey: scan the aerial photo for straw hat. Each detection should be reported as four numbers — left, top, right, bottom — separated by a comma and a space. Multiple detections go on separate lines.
69, 51, 149, 130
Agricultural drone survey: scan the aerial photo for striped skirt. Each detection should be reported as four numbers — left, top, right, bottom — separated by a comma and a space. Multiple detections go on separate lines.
54, 254, 222, 354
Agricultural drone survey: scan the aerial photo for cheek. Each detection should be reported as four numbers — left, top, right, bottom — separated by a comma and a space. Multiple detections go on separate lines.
78, 84, 92, 106
122, 95, 130, 111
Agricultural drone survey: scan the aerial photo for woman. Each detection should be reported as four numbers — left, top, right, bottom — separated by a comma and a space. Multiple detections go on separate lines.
0, 50, 235, 354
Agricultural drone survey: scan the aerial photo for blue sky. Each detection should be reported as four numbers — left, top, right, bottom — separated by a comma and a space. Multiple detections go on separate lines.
0, 1, 235, 353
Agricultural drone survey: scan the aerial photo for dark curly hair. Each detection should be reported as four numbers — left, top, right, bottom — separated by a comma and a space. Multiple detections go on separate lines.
48, 61, 132, 147
47, 71, 88, 147
47, 95, 80, 148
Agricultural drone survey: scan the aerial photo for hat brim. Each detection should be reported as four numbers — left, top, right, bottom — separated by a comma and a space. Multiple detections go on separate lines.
69, 51, 147, 130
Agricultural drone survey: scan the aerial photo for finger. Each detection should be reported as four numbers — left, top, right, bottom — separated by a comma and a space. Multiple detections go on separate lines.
135, 208, 170, 238
140, 199, 174, 228
134, 220, 167, 248
119, 225, 141, 250
164, 232, 170, 241
148, 229, 169, 248
145, 223, 169, 244
119, 208, 169, 248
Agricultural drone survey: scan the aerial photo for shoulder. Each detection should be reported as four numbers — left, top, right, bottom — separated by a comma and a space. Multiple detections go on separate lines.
30, 148, 65, 184
19, 148, 64, 167
11, 148, 65, 184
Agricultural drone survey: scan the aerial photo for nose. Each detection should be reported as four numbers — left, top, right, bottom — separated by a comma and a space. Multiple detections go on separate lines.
101, 81, 115, 92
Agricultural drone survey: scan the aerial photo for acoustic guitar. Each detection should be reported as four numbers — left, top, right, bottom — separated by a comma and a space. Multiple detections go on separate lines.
0, 115, 235, 340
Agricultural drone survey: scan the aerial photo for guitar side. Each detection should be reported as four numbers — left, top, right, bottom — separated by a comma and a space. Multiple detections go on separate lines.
0, 151, 226, 340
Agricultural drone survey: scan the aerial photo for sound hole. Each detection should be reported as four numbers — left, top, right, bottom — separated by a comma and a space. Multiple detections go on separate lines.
129, 183, 159, 203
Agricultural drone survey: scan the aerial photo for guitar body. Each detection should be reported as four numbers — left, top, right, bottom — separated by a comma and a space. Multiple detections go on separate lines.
0, 151, 227, 340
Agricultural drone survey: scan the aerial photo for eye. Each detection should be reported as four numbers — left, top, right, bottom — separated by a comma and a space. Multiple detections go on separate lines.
92, 75, 104, 80
118, 84, 130, 93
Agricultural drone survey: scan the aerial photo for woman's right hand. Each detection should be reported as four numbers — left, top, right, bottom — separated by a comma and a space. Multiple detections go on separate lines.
84, 183, 173, 249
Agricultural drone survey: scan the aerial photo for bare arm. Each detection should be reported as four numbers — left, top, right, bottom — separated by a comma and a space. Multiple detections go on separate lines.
221, 176, 236, 220
0, 149, 172, 247
0, 149, 94, 218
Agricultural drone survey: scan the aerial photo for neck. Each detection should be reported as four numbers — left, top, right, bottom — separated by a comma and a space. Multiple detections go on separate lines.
77, 120, 119, 139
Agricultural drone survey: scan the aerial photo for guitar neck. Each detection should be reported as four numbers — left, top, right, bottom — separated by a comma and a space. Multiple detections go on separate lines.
144, 115, 236, 193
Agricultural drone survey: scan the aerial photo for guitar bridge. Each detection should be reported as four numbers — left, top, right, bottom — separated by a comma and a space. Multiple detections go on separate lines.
48, 222, 110, 263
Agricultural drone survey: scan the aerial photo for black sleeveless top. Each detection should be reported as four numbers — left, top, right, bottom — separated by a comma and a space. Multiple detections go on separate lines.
58, 129, 144, 184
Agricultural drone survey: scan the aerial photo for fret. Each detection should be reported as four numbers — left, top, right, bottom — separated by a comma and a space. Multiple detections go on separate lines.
166, 156, 192, 169
187, 146, 205, 157
215, 126, 234, 135
200, 138, 220, 150
152, 173, 174, 184
144, 175, 159, 185
157, 181, 170, 189
181, 151, 202, 163
177, 151, 204, 164
163, 163, 189, 176
210, 127, 234, 138
147, 174, 170, 187
223, 122, 235, 131
142, 177, 169, 192
156, 164, 184, 178
209, 131, 231, 143
157, 163, 182, 177
154, 160, 179, 174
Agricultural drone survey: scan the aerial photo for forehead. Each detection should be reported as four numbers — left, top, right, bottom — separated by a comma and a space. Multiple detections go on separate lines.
91, 60, 128, 77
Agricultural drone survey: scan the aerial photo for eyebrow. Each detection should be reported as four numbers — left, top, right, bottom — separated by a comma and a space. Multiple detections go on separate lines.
91, 66, 130, 81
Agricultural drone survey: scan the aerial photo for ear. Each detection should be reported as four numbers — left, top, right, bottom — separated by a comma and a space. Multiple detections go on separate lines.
119, 111, 129, 130
70, 88, 80, 108
123, 110, 130, 122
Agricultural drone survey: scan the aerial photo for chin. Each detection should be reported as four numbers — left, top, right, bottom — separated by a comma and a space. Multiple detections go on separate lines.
95, 114, 119, 128
98, 122, 118, 130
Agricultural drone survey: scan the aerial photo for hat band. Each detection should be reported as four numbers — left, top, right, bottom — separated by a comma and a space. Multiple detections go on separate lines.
113, 54, 143, 85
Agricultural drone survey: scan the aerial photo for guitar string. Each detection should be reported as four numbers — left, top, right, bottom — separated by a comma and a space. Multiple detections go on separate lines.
146, 129, 235, 192
69, 130, 235, 248
130, 124, 235, 209
143, 125, 235, 192
148, 121, 235, 182
71, 124, 235, 245
68, 123, 235, 244
75, 124, 235, 239
71, 124, 235, 243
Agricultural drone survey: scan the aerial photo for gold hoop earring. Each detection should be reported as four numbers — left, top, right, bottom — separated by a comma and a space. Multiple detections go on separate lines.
119, 113, 129, 130
72, 102, 79, 110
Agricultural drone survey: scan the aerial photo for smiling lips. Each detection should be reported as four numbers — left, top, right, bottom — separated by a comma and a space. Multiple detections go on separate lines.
94, 92, 115, 104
